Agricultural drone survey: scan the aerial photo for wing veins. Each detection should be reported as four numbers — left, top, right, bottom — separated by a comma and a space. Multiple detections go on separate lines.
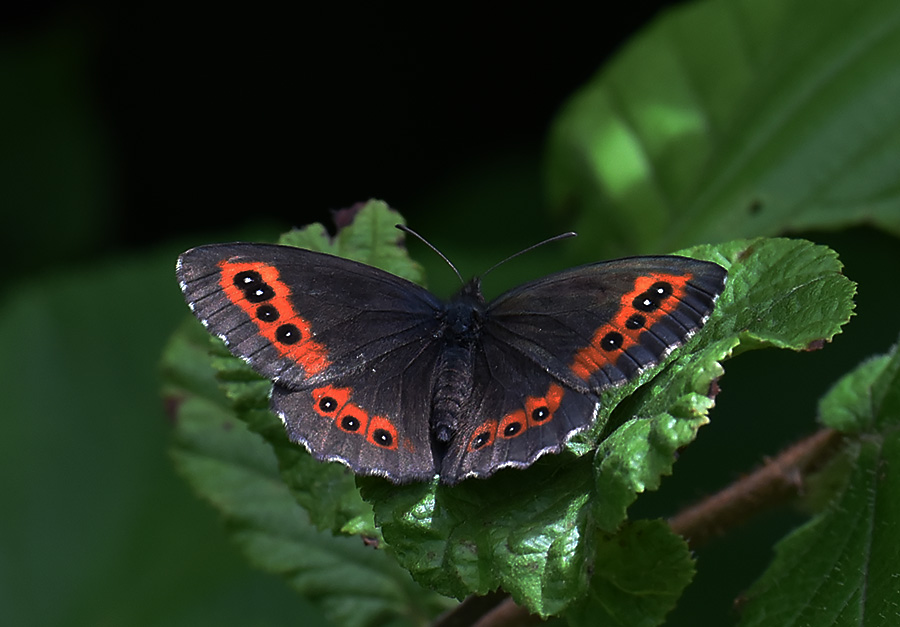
286, 261, 438, 305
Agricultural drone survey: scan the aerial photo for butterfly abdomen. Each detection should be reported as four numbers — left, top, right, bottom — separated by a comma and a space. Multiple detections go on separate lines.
429, 283, 488, 459
430, 344, 475, 447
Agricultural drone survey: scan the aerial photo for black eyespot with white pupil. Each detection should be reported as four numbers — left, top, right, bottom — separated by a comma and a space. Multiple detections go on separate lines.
633, 281, 673, 312
373, 429, 393, 447
601, 331, 624, 351
248, 286, 275, 302
532, 406, 551, 423
341, 415, 360, 432
472, 432, 490, 449
319, 396, 338, 413
276, 323, 301, 344
626, 313, 645, 330
233, 270, 275, 303
256, 304, 279, 322
233, 270, 262, 287
504, 422, 522, 437
651, 281, 673, 297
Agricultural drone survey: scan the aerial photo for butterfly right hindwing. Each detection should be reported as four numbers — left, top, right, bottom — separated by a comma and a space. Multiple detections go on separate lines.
437, 335, 601, 484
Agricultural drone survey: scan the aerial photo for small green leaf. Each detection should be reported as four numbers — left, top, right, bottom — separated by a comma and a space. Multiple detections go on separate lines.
546, 0, 900, 258
591, 412, 708, 533
280, 199, 424, 283
566, 520, 695, 627
586, 237, 852, 532
206, 340, 378, 537
362, 466, 594, 615
704, 238, 856, 352
818, 354, 890, 433
738, 339, 900, 626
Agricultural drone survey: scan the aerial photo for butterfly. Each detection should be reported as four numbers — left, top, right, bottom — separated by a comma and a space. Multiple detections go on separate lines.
176, 234, 726, 485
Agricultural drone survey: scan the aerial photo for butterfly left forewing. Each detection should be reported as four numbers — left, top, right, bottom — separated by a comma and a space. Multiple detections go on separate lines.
177, 243, 444, 387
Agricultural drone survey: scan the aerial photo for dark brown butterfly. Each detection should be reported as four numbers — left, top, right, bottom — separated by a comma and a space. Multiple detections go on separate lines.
177, 241, 725, 484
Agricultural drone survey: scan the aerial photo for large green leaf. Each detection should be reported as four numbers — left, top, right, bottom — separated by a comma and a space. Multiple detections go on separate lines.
546, 0, 900, 258
0, 248, 320, 626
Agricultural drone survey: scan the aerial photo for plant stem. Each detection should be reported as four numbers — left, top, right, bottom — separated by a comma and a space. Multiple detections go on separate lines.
432, 427, 845, 626
667, 427, 843, 549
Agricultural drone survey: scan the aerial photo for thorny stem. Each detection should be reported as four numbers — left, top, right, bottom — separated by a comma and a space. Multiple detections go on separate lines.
432, 427, 846, 627
667, 427, 843, 547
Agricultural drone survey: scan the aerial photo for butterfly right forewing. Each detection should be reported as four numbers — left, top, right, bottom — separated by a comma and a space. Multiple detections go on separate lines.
484, 256, 727, 393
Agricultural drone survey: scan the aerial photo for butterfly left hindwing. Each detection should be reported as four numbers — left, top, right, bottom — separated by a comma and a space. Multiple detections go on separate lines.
270, 340, 441, 482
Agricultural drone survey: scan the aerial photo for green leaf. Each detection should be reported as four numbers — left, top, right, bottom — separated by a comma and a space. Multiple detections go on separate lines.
704, 238, 856, 352
280, 199, 425, 284
1, 245, 328, 626
586, 238, 852, 532
357, 237, 855, 617
817, 354, 891, 433
566, 520, 695, 627
162, 319, 452, 627
163, 193, 856, 618
361, 465, 594, 615
738, 339, 900, 626
209, 341, 376, 537
546, 0, 900, 258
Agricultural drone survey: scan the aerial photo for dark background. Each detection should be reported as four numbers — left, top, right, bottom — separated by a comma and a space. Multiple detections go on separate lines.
3, 1, 680, 276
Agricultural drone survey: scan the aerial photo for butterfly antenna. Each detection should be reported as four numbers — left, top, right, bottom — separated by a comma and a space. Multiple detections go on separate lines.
396, 224, 464, 284
482, 231, 577, 278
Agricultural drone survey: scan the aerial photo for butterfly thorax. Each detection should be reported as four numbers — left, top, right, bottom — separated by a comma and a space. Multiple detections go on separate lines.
440, 278, 485, 340
430, 279, 486, 458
